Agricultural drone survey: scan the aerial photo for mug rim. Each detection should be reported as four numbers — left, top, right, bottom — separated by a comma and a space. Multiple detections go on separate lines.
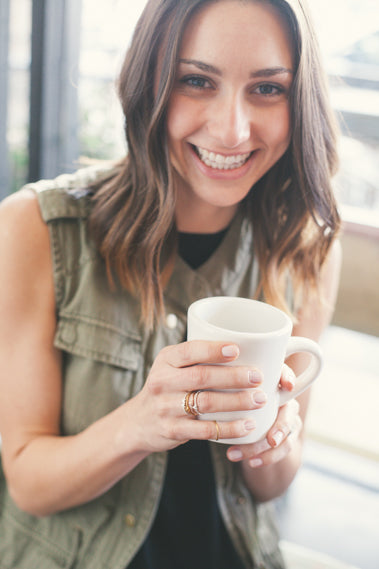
188, 296, 293, 337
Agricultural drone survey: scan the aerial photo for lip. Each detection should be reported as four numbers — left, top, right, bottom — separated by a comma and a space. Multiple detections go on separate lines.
189, 143, 256, 180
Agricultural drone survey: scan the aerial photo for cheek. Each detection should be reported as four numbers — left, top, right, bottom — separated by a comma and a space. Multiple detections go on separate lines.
166, 94, 204, 146
166, 99, 192, 172
269, 107, 292, 148
166, 96, 189, 145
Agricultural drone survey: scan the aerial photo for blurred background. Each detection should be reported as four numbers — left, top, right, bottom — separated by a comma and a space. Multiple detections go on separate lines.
0, 1, 378, 567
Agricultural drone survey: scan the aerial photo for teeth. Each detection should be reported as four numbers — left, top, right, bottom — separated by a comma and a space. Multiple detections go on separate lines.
196, 146, 251, 170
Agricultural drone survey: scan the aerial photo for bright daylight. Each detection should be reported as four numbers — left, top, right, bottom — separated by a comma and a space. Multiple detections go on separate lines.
0, 1, 378, 569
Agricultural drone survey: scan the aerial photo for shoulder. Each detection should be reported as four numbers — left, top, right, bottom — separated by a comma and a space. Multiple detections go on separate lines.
293, 238, 342, 341
0, 189, 52, 288
0, 189, 57, 333
21, 163, 119, 223
320, 238, 342, 302
0, 188, 48, 253
0, 162, 118, 241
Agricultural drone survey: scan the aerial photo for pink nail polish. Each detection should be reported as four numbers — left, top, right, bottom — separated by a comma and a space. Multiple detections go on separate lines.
249, 458, 263, 468
244, 420, 256, 431
253, 391, 267, 405
272, 431, 284, 446
248, 370, 262, 384
222, 345, 239, 358
228, 449, 243, 461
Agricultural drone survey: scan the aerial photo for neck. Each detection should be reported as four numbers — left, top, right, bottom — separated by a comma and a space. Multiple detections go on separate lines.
175, 201, 238, 233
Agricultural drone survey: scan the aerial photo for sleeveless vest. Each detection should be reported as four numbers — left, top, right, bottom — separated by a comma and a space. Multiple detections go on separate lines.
0, 164, 286, 569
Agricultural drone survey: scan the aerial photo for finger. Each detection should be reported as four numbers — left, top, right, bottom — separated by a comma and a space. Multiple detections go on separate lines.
266, 399, 301, 448
173, 417, 257, 442
226, 399, 301, 463
247, 434, 296, 468
182, 363, 263, 392
163, 340, 240, 368
279, 363, 296, 391
228, 421, 300, 468
194, 388, 267, 414
227, 437, 271, 462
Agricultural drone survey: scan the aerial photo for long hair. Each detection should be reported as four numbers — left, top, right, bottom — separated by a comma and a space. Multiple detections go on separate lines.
89, 0, 340, 329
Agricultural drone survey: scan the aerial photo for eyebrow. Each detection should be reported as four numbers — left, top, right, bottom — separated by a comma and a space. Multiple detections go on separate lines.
179, 58, 293, 78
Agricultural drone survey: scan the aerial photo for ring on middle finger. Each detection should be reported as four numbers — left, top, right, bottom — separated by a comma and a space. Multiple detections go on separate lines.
183, 391, 193, 416
183, 390, 202, 416
191, 390, 202, 416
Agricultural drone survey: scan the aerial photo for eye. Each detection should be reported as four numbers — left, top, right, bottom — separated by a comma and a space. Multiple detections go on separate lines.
180, 75, 212, 90
254, 83, 285, 96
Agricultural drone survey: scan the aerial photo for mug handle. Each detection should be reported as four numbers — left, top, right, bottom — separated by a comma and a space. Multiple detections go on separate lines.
279, 336, 323, 405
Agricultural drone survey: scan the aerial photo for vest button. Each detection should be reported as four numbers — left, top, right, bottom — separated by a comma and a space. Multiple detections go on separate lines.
59, 321, 77, 345
166, 313, 178, 329
124, 513, 136, 527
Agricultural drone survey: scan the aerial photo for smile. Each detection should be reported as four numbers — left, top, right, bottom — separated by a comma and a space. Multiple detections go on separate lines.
193, 145, 252, 170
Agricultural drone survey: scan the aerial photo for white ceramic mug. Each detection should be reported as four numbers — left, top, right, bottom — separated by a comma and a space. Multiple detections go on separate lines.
187, 297, 322, 444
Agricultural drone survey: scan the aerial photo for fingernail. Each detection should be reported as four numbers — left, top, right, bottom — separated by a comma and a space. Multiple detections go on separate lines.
249, 458, 263, 468
228, 449, 243, 461
254, 438, 271, 454
283, 366, 296, 387
272, 431, 284, 446
248, 370, 262, 385
252, 391, 267, 405
244, 420, 256, 431
222, 345, 239, 358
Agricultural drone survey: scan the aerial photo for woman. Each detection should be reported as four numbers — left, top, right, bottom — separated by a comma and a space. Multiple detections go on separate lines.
0, 0, 341, 567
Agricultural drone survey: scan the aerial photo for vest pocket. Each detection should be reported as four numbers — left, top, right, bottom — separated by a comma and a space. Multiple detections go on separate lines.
54, 314, 142, 371
0, 511, 81, 569
0, 478, 119, 569
53, 315, 144, 434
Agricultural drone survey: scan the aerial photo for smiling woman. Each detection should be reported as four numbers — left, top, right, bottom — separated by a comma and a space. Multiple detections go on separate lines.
167, 1, 294, 232
0, 2, 341, 569
91, 0, 339, 327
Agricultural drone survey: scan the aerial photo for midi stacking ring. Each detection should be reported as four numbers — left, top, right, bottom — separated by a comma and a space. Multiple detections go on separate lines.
183, 390, 202, 416
214, 420, 220, 441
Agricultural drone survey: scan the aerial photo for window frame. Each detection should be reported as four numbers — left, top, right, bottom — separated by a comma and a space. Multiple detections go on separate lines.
0, 0, 10, 199
28, 0, 82, 183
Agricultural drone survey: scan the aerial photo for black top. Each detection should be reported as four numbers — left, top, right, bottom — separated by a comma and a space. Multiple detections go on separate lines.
177, 228, 229, 270
129, 228, 245, 569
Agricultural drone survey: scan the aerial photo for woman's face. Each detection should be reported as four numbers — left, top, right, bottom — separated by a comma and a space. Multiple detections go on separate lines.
166, 0, 294, 232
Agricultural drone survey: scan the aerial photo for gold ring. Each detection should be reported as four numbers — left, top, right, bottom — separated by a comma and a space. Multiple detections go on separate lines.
183, 390, 202, 416
214, 420, 220, 441
183, 391, 193, 415
192, 390, 202, 416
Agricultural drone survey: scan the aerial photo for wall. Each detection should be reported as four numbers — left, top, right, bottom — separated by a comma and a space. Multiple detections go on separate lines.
332, 221, 379, 337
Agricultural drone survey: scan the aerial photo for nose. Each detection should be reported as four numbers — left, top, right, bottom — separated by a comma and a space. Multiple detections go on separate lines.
207, 92, 251, 149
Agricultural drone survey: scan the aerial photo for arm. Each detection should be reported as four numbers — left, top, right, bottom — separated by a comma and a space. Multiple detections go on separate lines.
0, 192, 266, 516
227, 239, 342, 502
0, 191, 152, 516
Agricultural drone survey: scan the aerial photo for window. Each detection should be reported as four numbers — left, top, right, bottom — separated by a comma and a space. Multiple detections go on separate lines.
78, 1, 147, 162
309, 0, 379, 225
2, 0, 379, 226
2, 0, 31, 196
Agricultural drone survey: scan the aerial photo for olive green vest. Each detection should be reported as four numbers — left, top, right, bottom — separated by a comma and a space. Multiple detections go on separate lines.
0, 165, 286, 569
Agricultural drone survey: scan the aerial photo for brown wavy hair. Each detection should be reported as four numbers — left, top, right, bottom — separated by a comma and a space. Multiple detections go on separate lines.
89, 0, 340, 329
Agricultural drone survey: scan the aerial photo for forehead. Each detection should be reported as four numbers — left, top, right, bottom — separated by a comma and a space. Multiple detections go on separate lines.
179, 0, 294, 70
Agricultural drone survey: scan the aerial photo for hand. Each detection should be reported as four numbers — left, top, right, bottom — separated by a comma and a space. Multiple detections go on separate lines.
129, 341, 267, 454
226, 364, 303, 468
